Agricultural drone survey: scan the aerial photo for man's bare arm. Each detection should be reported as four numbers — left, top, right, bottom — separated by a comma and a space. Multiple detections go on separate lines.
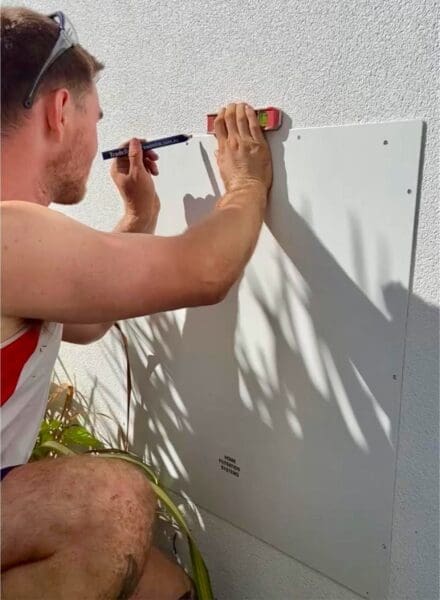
61, 182, 267, 343
61, 201, 159, 344
2, 183, 267, 325
2, 103, 271, 327
62, 322, 112, 344
1, 200, 218, 323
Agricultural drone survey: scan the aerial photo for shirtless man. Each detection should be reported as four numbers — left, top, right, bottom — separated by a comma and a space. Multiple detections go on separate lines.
0, 7, 272, 599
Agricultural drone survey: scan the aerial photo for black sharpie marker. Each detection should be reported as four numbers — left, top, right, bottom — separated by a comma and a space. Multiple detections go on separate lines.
102, 134, 193, 160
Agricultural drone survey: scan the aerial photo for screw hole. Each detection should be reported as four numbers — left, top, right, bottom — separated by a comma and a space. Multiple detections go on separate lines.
407, 189, 412, 194
392, 374, 397, 381
383, 140, 389, 145
297, 135, 301, 140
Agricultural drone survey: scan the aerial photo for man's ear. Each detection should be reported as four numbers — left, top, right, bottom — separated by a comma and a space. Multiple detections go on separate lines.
45, 88, 71, 143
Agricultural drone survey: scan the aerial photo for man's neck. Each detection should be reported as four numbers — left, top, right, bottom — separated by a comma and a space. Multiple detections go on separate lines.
1, 135, 51, 206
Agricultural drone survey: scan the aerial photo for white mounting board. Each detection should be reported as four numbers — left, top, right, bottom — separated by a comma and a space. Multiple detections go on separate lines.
128, 121, 423, 599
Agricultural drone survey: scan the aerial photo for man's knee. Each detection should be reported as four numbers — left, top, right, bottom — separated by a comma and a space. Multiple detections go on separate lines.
2, 456, 157, 598
60, 456, 156, 550
75, 455, 156, 518
2, 455, 156, 568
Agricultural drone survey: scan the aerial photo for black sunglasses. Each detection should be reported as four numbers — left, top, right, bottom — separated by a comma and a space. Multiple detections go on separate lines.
23, 11, 78, 109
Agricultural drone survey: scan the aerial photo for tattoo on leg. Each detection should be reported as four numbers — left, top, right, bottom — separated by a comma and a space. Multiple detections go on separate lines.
116, 554, 139, 600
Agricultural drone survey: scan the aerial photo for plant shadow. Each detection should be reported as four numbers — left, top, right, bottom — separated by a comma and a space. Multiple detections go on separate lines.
83, 116, 438, 596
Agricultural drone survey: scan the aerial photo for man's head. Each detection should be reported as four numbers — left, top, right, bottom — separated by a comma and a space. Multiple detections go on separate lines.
1, 7, 104, 205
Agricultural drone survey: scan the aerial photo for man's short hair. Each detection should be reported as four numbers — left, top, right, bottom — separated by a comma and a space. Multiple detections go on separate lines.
1, 7, 104, 135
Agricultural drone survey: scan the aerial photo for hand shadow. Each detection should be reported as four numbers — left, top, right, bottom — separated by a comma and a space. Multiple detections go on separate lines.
183, 193, 217, 226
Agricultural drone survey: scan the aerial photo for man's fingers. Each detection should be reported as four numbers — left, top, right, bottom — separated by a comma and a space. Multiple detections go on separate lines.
145, 150, 159, 161
138, 140, 159, 162
246, 105, 265, 141
145, 157, 159, 176
214, 108, 227, 141
137, 140, 159, 175
224, 103, 238, 138
143, 145, 159, 175
128, 138, 143, 172
111, 138, 159, 177
236, 103, 251, 138
109, 140, 129, 174
114, 139, 159, 161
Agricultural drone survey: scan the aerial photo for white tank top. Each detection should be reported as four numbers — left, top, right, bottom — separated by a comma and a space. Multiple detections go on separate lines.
1, 321, 63, 468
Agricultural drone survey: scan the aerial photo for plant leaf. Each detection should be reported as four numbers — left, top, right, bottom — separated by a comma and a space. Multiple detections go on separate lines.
188, 537, 214, 600
61, 425, 104, 449
39, 440, 77, 456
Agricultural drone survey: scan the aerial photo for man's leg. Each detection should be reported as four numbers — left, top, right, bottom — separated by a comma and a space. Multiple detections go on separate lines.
1, 455, 191, 599
131, 547, 193, 600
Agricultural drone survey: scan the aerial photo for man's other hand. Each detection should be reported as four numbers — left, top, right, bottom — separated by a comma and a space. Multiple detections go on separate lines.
214, 103, 273, 195
110, 138, 160, 234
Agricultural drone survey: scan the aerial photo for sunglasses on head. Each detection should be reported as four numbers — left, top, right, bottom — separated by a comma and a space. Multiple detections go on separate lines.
23, 11, 78, 109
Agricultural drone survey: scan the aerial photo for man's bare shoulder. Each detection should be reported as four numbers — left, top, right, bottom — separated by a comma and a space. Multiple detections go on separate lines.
1, 199, 47, 210
2, 202, 81, 265
1, 201, 95, 244
1, 199, 110, 322
2, 200, 54, 218
1, 200, 55, 231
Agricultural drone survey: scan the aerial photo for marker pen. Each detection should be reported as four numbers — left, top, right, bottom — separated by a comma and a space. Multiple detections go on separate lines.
102, 134, 193, 160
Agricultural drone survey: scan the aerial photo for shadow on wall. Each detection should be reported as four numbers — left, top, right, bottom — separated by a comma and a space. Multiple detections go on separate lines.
91, 116, 438, 541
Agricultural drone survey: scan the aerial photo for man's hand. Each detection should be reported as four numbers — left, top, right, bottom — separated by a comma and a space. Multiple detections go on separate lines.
181, 101, 273, 299
214, 103, 272, 196
111, 138, 160, 234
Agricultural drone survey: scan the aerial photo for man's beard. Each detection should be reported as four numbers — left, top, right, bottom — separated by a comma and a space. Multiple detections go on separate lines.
45, 134, 89, 205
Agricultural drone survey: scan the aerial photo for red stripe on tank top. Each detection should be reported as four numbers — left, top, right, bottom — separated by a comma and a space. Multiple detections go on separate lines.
0, 325, 41, 406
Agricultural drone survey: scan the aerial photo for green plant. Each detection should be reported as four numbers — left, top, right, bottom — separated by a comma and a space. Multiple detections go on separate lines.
31, 383, 104, 460
31, 325, 213, 600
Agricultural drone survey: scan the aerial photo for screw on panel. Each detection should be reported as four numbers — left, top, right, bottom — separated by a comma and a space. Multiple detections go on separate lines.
407, 189, 412, 194
297, 135, 301, 140
383, 140, 389, 145
392, 374, 397, 380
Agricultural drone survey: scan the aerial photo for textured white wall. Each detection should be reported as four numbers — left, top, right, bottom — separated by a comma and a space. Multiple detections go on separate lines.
15, 1, 439, 598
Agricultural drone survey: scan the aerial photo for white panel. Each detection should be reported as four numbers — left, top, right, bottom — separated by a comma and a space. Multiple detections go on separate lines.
128, 121, 423, 599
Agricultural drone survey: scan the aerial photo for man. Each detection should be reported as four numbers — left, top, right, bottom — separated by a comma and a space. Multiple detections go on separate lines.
0, 7, 272, 599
